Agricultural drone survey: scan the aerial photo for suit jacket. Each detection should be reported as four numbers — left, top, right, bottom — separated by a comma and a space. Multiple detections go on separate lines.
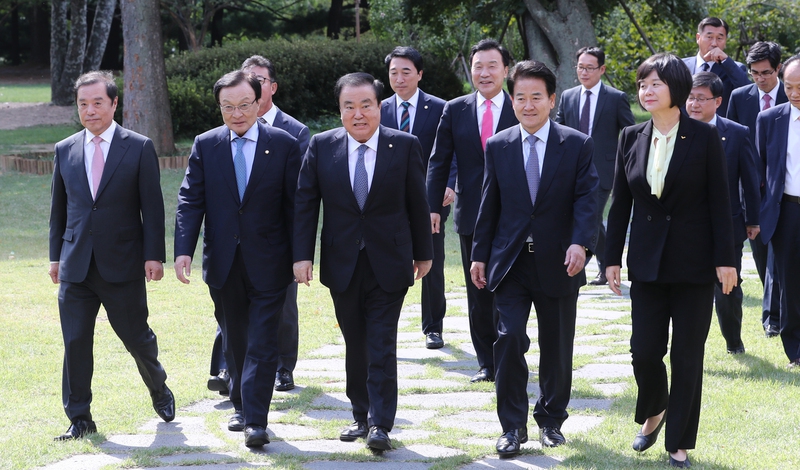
605, 114, 736, 283
273, 107, 310, 156
757, 102, 795, 244
50, 125, 165, 283
727, 82, 788, 144
682, 56, 750, 118
174, 122, 301, 291
294, 126, 433, 293
427, 91, 518, 235
714, 116, 760, 243
472, 121, 599, 295
555, 83, 635, 190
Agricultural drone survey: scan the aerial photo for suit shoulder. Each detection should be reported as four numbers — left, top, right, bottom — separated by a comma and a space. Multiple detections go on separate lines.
622, 121, 648, 137
730, 83, 755, 98
446, 94, 472, 107
381, 125, 417, 141
493, 125, 518, 141
56, 130, 83, 149
117, 126, 153, 145
279, 111, 308, 133
759, 103, 788, 121
719, 117, 749, 136
420, 90, 446, 107
310, 127, 342, 143
604, 85, 628, 98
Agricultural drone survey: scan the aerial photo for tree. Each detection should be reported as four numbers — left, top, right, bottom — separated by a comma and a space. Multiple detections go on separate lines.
121, 0, 175, 155
160, 0, 249, 51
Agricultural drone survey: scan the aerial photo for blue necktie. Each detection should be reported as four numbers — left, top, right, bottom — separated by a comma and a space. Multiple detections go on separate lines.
233, 137, 247, 201
354, 144, 369, 249
701, 62, 710, 72
526, 134, 540, 205
400, 102, 410, 132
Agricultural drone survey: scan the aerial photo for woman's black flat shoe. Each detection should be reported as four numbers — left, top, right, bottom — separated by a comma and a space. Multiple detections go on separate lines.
632, 412, 666, 452
669, 455, 691, 468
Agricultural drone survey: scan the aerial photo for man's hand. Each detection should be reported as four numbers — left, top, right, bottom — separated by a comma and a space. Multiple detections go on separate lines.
717, 266, 738, 295
606, 265, 622, 295
145, 260, 164, 282
470, 261, 487, 289
294, 260, 313, 286
414, 260, 432, 280
49, 262, 60, 284
746, 225, 760, 240
430, 213, 441, 234
174, 255, 192, 284
442, 187, 455, 207
703, 47, 729, 64
564, 244, 586, 277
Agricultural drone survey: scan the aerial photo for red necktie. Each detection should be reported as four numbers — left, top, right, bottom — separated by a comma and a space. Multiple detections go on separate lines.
91, 136, 104, 199
481, 101, 494, 150
763, 94, 772, 111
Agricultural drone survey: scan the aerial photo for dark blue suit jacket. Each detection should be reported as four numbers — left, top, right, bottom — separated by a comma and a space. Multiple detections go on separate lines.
273, 107, 310, 156
757, 102, 795, 244
174, 122, 301, 291
727, 82, 788, 144
427, 91, 518, 235
714, 116, 760, 243
682, 56, 750, 118
294, 126, 433, 293
471, 121, 599, 295
555, 83, 635, 190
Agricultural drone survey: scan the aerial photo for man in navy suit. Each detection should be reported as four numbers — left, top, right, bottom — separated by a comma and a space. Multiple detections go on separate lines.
294, 73, 433, 451
471, 61, 598, 455
49, 71, 174, 440
427, 39, 518, 383
556, 46, 635, 286
174, 70, 302, 447
756, 55, 800, 368
727, 41, 787, 337
687, 72, 761, 354
380, 46, 452, 349
681, 17, 749, 118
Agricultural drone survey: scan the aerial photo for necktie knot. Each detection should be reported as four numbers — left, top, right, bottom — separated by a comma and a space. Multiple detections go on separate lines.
234, 137, 246, 150
763, 94, 772, 111
527, 134, 538, 146
701, 62, 710, 72
401, 101, 410, 110
92, 136, 103, 146
257, 117, 267, 124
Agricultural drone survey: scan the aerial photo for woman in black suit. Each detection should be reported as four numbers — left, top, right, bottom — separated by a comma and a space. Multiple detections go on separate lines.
605, 53, 737, 468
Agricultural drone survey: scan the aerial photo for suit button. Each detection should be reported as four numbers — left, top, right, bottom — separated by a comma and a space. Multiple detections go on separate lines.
239, 210, 243, 215
530, 215, 535, 220
233, 234, 238, 239
92, 206, 97, 211
647, 215, 652, 221
360, 215, 365, 220
666, 215, 671, 221
89, 230, 92, 235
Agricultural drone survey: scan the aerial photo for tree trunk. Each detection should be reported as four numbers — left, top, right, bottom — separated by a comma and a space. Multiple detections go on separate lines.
327, 0, 343, 39
51, 0, 88, 105
121, 0, 175, 155
29, 2, 51, 65
10, 2, 21, 65
522, 0, 597, 105
83, 0, 117, 71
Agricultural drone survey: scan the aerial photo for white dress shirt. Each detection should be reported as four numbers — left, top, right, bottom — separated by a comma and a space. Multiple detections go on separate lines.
347, 129, 380, 191
784, 105, 800, 196
519, 120, 550, 175
394, 88, 419, 132
259, 105, 279, 126
579, 81, 603, 136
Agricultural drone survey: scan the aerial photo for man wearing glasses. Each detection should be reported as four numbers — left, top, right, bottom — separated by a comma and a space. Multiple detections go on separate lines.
556, 46, 634, 286
174, 70, 302, 447
727, 41, 787, 339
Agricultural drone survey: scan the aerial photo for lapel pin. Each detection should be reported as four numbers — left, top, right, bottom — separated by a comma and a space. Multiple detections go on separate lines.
721, 137, 726, 141
389, 144, 393, 148
424, 105, 429, 109
680, 136, 686, 139
265, 150, 269, 154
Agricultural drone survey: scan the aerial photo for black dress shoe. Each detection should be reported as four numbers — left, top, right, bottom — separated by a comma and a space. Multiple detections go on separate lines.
54, 419, 97, 441
151, 384, 175, 422
765, 324, 780, 338
425, 332, 444, 349
588, 272, 608, 286
274, 368, 295, 391
496, 427, 528, 457
632, 412, 666, 452
470, 367, 494, 383
539, 426, 566, 447
669, 455, 691, 468
788, 358, 800, 368
207, 369, 230, 395
244, 425, 269, 447
727, 344, 746, 355
228, 410, 244, 432
339, 421, 368, 441
366, 425, 392, 451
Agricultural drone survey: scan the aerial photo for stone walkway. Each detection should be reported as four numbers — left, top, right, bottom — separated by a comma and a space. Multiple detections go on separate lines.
39, 255, 757, 470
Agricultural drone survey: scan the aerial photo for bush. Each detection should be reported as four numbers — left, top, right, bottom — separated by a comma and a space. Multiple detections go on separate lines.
158, 37, 464, 138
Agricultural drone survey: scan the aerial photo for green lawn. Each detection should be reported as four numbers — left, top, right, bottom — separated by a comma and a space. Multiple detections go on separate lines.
0, 83, 51, 102
0, 124, 76, 156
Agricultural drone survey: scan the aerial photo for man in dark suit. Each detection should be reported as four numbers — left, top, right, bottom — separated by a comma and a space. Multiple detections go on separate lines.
174, 70, 301, 447
756, 55, 800, 368
49, 71, 174, 441
471, 61, 598, 456
555, 46, 635, 286
294, 73, 433, 451
687, 72, 761, 354
380, 46, 452, 350
427, 39, 518, 383
727, 41, 787, 337
681, 17, 749, 118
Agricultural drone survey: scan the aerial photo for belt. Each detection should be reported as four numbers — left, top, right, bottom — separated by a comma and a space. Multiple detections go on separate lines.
782, 194, 800, 204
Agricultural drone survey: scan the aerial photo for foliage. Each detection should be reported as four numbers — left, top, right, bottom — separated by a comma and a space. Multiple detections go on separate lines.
707, 0, 800, 58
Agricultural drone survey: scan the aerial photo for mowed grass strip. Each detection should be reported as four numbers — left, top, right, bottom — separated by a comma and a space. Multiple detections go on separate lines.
0, 83, 51, 102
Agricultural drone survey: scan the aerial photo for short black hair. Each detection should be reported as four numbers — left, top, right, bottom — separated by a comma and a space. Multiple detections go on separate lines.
783, 54, 800, 75
697, 17, 728, 35
241, 55, 277, 83
576, 46, 605, 67
746, 41, 782, 70
74, 70, 117, 102
469, 39, 512, 67
636, 53, 692, 110
334, 72, 384, 104
691, 71, 723, 98
384, 46, 423, 73
213, 70, 261, 104
507, 60, 556, 97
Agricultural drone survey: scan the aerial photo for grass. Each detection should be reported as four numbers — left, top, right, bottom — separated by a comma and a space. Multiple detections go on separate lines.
0, 83, 51, 102
0, 124, 77, 156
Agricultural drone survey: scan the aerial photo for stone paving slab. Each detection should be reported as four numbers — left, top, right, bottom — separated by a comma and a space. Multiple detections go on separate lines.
573, 345, 608, 355
592, 382, 628, 395
596, 353, 632, 363
40, 454, 127, 470
578, 309, 629, 320
156, 465, 269, 470
574, 363, 633, 379
138, 416, 208, 433
381, 443, 466, 460
306, 462, 431, 470
295, 358, 347, 371
575, 334, 615, 343
100, 432, 225, 450
443, 315, 472, 332
397, 347, 458, 360
461, 454, 564, 469
157, 452, 238, 465
399, 391, 494, 408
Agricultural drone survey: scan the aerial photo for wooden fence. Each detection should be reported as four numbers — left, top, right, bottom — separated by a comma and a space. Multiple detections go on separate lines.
0, 155, 189, 175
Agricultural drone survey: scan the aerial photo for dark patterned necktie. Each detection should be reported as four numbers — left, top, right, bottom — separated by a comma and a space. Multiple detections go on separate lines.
400, 102, 410, 132
579, 90, 592, 134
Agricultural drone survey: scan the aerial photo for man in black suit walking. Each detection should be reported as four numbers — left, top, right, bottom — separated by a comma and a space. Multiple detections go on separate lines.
427, 39, 518, 383
380, 46, 451, 349
49, 70, 174, 441
294, 73, 433, 451
556, 46, 635, 286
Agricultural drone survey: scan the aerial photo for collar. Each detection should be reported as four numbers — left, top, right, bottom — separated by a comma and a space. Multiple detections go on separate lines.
259, 105, 279, 126
758, 81, 781, 101
229, 121, 259, 142
347, 128, 380, 154
695, 54, 713, 71
520, 119, 551, 146
791, 104, 800, 122
477, 90, 505, 110
709, 115, 718, 127
395, 88, 420, 109
581, 81, 602, 96
85, 120, 117, 145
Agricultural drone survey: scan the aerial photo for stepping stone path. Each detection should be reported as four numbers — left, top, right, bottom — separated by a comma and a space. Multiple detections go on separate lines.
39, 255, 758, 469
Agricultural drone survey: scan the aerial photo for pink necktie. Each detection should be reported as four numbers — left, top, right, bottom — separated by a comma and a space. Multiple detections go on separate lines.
763, 94, 772, 111
91, 136, 104, 199
481, 101, 494, 150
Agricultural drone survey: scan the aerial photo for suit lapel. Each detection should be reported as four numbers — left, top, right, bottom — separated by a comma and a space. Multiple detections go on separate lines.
330, 129, 359, 211
366, 127, 396, 210
774, 105, 791, 168
504, 130, 532, 209
570, 88, 581, 129
633, 121, 654, 199
464, 93, 483, 155
213, 127, 240, 204
68, 131, 93, 201
593, 85, 608, 135
497, 91, 517, 132
96, 125, 129, 200
243, 122, 273, 206
537, 121, 565, 206
662, 115, 694, 200
777, 86, 789, 105
715, 117, 732, 154
411, 91, 431, 135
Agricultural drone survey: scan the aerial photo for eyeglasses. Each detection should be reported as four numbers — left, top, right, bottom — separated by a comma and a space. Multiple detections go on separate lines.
253, 75, 275, 85
220, 99, 257, 114
749, 69, 776, 78
576, 66, 600, 73
686, 96, 717, 104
